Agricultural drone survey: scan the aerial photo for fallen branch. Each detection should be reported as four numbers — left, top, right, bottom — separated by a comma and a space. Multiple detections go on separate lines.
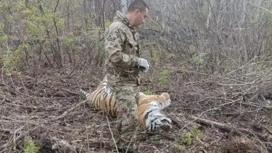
144, 132, 175, 141
52, 137, 77, 152
0, 128, 11, 134
59, 88, 82, 96
168, 116, 183, 129
262, 126, 272, 135
51, 100, 87, 121
178, 97, 243, 131
189, 115, 268, 141
0, 126, 40, 150
72, 138, 112, 149
0, 95, 6, 105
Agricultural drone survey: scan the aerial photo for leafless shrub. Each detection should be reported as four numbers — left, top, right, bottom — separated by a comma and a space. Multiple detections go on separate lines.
143, 0, 272, 74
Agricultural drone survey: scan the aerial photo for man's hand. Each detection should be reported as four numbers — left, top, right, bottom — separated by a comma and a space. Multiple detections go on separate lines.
137, 58, 149, 72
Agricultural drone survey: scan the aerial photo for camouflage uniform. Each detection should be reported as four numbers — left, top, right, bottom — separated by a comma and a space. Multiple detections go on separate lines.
103, 10, 142, 150
103, 10, 142, 126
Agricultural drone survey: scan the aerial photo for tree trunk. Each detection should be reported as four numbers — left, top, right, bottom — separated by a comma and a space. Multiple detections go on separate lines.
121, 0, 127, 14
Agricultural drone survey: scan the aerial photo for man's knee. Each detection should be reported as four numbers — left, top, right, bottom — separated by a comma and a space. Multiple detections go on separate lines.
115, 86, 136, 107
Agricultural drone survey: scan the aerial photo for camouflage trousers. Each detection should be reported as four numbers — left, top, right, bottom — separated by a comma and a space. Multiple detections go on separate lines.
111, 83, 139, 129
109, 82, 140, 151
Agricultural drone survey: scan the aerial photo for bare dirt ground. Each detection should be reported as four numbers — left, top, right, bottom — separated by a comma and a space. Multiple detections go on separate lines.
0, 65, 271, 153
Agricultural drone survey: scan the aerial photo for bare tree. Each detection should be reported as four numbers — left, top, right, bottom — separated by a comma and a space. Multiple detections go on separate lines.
144, 0, 272, 73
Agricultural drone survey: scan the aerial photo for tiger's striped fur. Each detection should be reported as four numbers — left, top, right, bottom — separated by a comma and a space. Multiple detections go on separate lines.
80, 80, 120, 118
80, 81, 172, 131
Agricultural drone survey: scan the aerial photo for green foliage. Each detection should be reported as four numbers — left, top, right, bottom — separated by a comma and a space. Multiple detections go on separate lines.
23, 136, 39, 153
15, 1, 25, 11
0, 0, 71, 68
212, 106, 222, 114
23, 6, 64, 38
166, 53, 176, 59
0, 23, 8, 45
63, 38, 75, 47
182, 124, 202, 145
151, 139, 163, 146
0, 33, 8, 45
191, 124, 202, 140
95, 26, 103, 33
173, 142, 186, 153
0, 22, 4, 30
201, 1, 210, 16
182, 132, 193, 145
144, 89, 152, 95
0, 1, 8, 9
190, 52, 207, 67
57, 18, 65, 28
151, 45, 160, 64
266, 7, 272, 31
159, 69, 169, 86
25, 20, 43, 37
62, 33, 76, 50
21, 7, 36, 16
105, 20, 112, 28
0, 0, 109, 68
3, 44, 27, 73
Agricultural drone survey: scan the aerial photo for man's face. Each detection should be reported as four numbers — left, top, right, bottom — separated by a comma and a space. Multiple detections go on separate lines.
134, 8, 148, 27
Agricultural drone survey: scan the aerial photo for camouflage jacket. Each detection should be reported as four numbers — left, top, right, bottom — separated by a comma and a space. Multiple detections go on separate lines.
104, 11, 141, 86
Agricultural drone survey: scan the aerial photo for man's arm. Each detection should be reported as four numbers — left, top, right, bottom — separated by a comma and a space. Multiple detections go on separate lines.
105, 28, 138, 69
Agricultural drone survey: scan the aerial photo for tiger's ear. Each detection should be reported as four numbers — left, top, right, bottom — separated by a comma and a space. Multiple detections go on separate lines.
161, 92, 170, 100
135, 92, 145, 105
139, 92, 145, 97
135, 93, 140, 105
134, 92, 145, 97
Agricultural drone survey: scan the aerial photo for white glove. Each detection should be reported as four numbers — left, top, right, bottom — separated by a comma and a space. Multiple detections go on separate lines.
137, 58, 149, 72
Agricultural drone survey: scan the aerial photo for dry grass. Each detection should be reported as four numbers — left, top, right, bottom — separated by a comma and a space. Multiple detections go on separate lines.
0, 62, 271, 153
0, 0, 272, 152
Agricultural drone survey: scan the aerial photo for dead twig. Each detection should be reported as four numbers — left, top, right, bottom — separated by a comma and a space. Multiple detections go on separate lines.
262, 126, 272, 135
71, 138, 112, 149
168, 115, 183, 129
51, 137, 77, 151
59, 88, 82, 96
106, 116, 119, 153
0, 128, 11, 134
145, 131, 175, 141
1, 126, 40, 150
1, 65, 6, 85
0, 95, 5, 105
189, 115, 268, 141
179, 97, 243, 131
51, 100, 87, 121
125, 126, 138, 153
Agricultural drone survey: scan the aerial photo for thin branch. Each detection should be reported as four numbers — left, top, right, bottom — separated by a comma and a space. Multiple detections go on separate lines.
106, 116, 119, 153
125, 126, 138, 153
249, 2, 272, 14
52, 100, 87, 121
190, 115, 268, 141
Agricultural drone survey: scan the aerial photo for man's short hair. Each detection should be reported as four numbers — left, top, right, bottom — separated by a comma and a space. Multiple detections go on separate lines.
128, 0, 149, 12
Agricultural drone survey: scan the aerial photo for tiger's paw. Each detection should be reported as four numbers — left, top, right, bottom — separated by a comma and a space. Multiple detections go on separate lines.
160, 123, 172, 132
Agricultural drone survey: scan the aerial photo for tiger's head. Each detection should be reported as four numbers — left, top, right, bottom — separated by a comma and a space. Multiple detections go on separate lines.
136, 92, 172, 131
